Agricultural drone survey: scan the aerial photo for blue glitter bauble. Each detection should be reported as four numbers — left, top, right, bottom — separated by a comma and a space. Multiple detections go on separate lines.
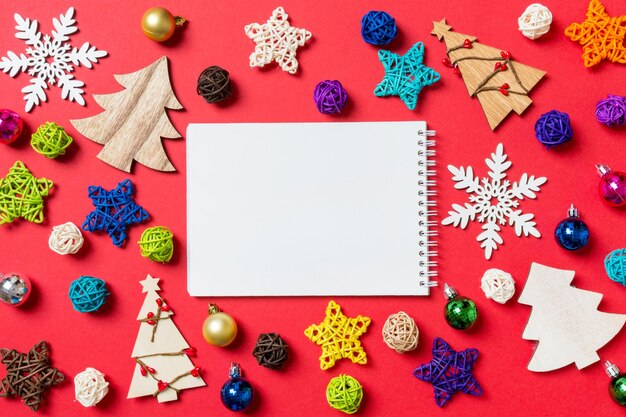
555, 218, 589, 251
220, 378, 253, 411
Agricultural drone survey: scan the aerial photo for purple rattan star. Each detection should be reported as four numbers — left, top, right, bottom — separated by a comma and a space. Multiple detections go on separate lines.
82, 179, 149, 247
413, 337, 482, 407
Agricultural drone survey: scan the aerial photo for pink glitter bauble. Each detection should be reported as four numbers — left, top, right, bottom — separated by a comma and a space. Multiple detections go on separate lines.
0, 109, 23, 144
597, 165, 626, 206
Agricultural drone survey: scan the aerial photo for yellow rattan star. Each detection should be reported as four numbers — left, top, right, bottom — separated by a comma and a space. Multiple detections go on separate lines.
564, 0, 626, 67
304, 300, 371, 370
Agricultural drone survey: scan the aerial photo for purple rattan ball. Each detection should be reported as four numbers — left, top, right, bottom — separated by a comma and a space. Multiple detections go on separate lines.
596, 95, 626, 128
535, 110, 573, 149
313, 80, 348, 115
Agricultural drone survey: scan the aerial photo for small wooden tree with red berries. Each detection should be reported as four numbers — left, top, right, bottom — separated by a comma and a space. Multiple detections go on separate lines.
127, 275, 205, 402
432, 19, 546, 130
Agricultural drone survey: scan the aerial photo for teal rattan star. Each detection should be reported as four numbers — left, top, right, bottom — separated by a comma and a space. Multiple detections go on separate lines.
374, 42, 440, 110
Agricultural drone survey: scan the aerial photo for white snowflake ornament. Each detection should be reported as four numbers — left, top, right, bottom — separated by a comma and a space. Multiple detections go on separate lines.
442, 143, 547, 259
0, 7, 107, 112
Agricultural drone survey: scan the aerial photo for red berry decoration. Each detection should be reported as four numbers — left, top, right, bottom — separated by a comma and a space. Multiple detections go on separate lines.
442, 58, 453, 67
500, 50, 512, 59
499, 83, 510, 96
183, 347, 197, 357
463, 39, 472, 48
191, 367, 201, 377
157, 380, 169, 392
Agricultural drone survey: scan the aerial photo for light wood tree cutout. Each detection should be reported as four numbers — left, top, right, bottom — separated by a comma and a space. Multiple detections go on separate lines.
127, 275, 205, 402
432, 19, 546, 130
71, 56, 182, 173
518, 263, 626, 372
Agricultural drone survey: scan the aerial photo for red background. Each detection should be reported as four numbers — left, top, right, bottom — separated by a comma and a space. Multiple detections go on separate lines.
1, 0, 625, 416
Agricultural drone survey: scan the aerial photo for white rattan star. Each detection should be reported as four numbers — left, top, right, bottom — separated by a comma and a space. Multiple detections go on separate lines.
0, 7, 107, 112
244, 7, 312, 74
442, 143, 547, 259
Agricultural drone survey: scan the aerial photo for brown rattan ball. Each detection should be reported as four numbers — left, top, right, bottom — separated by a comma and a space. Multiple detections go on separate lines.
252, 333, 288, 369
382, 311, 419, 353
197, 66, 232, 104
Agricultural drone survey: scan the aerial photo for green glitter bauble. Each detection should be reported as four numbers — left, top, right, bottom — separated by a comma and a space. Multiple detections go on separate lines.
444, 297, 478, 330
610, 375, 626, 406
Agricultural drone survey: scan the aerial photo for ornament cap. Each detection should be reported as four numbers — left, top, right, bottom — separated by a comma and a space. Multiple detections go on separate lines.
174, 16, 187, 27
606, 361, 621, 379
229, 362, 242, 379
596, 164, 612, 177
208, 303, 220, 315
567, 204, 579, 218
443, 283, 458, 300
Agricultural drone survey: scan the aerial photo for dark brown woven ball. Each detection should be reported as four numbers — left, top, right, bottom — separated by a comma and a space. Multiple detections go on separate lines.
197, 66, 232, 104
252, 333, 288, 369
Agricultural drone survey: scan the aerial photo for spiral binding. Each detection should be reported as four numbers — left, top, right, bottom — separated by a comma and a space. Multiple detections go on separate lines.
417, 129, 437, 288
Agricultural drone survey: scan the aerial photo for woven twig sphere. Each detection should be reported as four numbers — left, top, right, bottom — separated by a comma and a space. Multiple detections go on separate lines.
481, 268, 515, 304
535, 110, 573, 149
314, 80, 348, 114
361, 11, 397, 45
252, 333, 288, 369
605, 249, 626, 286
68, 276, 109, 313
30, 122, 73, 158
326, 374, 363, 414
382, 311, 419, 353
596, 95, 626, 128
197, 66, 232, 104
138, 226, 174, 263
518, 4, 552, 40
49, 222, 84, 255
74, 367, 109, 407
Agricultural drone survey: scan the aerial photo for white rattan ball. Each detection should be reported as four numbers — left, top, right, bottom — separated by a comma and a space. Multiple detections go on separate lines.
74, 367, 109, 407
382, 311, 419, 353
518, 4, 552, 40
481, 268, 515, 304
49, 222, 84, 255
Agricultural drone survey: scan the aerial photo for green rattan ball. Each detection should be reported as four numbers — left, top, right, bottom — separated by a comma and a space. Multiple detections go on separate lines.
31, 122, 73, 159
138, 226, 174, 263
326, 374, 363, 414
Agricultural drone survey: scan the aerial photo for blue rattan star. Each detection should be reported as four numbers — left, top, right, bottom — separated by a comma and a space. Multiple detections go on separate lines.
413, 337, 482, 407
374, 42, 440, 110
82, 179, 149, 247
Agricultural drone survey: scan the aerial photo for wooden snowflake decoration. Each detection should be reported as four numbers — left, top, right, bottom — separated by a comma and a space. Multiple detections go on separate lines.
304, 300, 371, 370
244, 7, 312, 74
442, 143, 547, 259
564, 0, 626, 67
0, 7, 107, 112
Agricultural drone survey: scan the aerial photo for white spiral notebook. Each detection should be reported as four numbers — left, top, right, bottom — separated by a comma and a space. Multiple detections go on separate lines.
186, 122, 437, 296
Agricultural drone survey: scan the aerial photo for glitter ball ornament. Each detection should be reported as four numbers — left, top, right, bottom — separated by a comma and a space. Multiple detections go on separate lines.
534, 110, 573, 149
326, 374, 363, 414
138, 226, 174, 263
68, 276, 109, 313
0, 109, 23, 144
202, 303, 238, 347
606, 361, 626, 406
480, 269, 515, 304
313, 80, 348, 114
197, 66, 232, 104
141, 7, 187, 42
74, 367, 109, 407
361, 11, 397, 45
0, 273, 31, 306
596, 95, 626, 128
252, 333, 288, 369
30, 122, 74, 159
382, 311, 419, 353
443, 284, 478, 330
554, 204, 589, 251
604, 249, 626, 286
596, 165, 626, 206
518, 4, 553, 40
220, 363, 253, 412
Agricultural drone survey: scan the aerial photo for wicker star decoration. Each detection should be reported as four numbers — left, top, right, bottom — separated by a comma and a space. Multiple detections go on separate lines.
0, 161, 53, 225
564, 0, 626, 67
244, 7, 312, 74
0, 341, 65, 411
413, 337, 482, 407
304, 300, 371, 370
82, 179, 149, 247
374, 42, 440, 110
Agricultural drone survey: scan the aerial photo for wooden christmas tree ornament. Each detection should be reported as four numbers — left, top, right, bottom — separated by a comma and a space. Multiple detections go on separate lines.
432, 19, 546, 130
519, 263, 626, 372
71, 56, 182, 173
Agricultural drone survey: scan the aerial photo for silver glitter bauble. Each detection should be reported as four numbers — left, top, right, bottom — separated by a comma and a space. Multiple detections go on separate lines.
0, 273, 31, 306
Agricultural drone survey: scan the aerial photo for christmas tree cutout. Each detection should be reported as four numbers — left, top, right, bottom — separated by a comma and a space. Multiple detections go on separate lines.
432, 19, 546, 130
71, 56, 182, 173
127, 275, 205, 402
519, 263, 626, 372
